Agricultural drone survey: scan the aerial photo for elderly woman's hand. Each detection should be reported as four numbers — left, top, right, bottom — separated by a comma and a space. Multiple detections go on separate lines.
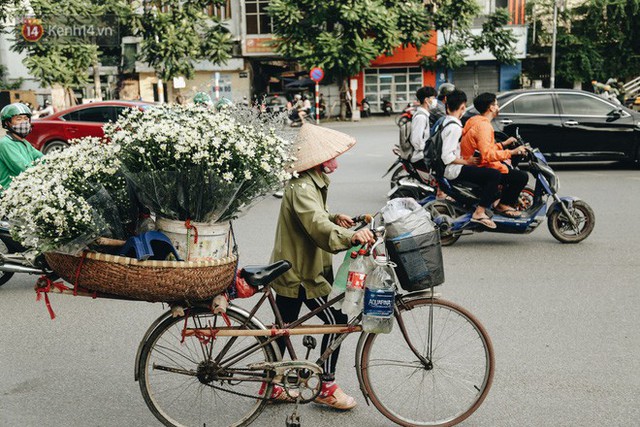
351, 229, 375, 245
335, 214, 355, 228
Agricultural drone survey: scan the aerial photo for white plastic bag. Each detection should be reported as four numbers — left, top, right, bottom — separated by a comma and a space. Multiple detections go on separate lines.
383, 198, 434, 238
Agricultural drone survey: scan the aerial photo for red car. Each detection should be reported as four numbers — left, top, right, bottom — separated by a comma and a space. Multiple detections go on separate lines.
28, 100, 152, 154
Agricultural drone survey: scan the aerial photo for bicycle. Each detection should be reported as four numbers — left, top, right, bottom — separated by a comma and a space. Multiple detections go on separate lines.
133, 216, 495, 427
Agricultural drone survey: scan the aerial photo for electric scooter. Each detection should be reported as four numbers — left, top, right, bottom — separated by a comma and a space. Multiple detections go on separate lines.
424, 132, 596, 245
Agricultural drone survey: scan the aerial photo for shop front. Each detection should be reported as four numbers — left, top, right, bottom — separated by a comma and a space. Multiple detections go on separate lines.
352, 43, 437, 114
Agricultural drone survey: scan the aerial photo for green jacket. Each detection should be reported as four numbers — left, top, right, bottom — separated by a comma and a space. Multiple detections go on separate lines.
0, 134, 43, 190
270, 169, 355, 299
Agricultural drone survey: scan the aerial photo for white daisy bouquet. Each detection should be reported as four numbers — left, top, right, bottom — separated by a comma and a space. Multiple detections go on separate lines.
104, 104, 294, 222
0, 137, 133, 252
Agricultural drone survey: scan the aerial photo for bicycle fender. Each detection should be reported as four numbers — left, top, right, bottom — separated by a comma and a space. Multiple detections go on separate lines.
133, 304, 282, 381
547, 196, 580, 217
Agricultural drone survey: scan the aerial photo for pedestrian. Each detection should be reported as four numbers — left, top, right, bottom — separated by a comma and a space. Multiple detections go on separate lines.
269, 123, 375, 409
460, 93, 528, 217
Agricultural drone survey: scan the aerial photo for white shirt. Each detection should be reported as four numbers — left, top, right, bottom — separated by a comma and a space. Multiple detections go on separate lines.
440, 115, 464, 180
409, 106, 430, 162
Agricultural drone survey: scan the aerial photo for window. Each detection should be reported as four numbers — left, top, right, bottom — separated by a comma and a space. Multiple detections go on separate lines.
206, 0, 231, 20
498, 100, 515, 114
363, 67, 423, 113
245, 0, 273, 34
558, 93, 615, 116
63, 106, 114, 123
512, 94, 555, 114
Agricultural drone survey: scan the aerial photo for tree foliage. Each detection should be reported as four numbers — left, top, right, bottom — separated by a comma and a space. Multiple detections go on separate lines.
424, 1, 518, 72
129, 0, 234, 82
268, 0, 431, 84
527, 0, 640, 83
10, 0, 106, 95
269, 0, 518, 83
0, 64, 23, 89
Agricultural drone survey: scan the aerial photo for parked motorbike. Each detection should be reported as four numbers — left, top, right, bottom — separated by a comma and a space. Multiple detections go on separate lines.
381, 99, 393, 116
361, 97, 371, 118
423, 131, 596, 245
0, 222, 50, 287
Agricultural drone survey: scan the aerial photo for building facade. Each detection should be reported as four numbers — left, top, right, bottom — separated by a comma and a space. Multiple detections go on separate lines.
436, 0, 528, 99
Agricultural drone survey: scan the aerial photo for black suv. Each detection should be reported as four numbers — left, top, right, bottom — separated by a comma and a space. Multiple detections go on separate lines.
465, 89, 640, 163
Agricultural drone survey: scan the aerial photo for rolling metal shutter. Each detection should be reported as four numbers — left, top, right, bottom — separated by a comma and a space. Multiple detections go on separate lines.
452, 63, 500, 100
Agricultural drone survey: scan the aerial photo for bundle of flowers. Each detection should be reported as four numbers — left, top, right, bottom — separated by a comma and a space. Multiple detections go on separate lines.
0, 137, 133, 252
104, 103, 294, 223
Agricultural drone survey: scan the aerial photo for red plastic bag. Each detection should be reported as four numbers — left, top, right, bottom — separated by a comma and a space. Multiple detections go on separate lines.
235, 272, 257, 299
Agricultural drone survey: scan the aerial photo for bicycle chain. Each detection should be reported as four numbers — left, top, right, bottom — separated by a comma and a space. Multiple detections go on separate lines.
204, 380, 277, 402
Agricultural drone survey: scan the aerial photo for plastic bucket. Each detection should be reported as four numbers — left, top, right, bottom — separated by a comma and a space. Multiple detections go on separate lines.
156, 217, 233, 261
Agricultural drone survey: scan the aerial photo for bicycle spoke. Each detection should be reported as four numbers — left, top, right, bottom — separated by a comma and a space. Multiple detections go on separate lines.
361, 299, 494, 427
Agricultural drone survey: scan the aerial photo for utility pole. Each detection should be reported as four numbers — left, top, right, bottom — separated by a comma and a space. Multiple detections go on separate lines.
550, 0, 559, 88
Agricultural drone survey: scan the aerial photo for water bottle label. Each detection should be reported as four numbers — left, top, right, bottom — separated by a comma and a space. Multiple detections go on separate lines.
348, 272, 366, 290
363, 289, 394, 317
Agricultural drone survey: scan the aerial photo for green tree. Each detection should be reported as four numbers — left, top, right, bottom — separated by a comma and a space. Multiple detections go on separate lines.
527, 0, 640, 85
268, 0, 431, 117
9, 0, 128, 106
422, 2, 518, 75
0, 64, 24, 89
129, 0, 234, 103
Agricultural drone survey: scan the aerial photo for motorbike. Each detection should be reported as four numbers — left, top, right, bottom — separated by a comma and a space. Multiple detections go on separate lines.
361, 97, 371, 118
423, 131, 596, 246
383, 146, 437, 199
381, 99, 393, 116
0, 221, 50, 287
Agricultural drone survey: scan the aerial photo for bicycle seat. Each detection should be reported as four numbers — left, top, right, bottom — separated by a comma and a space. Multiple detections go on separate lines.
240, 260, 292, 288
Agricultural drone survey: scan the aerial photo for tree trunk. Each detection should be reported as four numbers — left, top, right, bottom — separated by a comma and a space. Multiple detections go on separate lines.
93, 61, 103, 101
158, 78, 165, 103
339, 78, 348, 121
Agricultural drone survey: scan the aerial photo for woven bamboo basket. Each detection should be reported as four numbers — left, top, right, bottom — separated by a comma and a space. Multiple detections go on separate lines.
44, 251, 237, 302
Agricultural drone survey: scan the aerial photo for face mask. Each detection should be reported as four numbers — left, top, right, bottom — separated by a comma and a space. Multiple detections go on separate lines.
10, 121, 31, 138
430, 98, 438, 109
321, 158, 338, 174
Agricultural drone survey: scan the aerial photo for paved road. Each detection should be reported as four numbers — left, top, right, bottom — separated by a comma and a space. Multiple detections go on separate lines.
1, 117, 639, 427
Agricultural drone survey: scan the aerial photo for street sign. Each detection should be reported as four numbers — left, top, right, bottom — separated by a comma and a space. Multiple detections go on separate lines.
310, 67, 324, 83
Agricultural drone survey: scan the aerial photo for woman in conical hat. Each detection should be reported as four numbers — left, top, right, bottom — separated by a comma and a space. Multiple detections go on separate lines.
268, 123, 374, 409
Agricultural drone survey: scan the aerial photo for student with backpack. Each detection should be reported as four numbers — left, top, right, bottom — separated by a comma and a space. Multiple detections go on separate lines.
439, 90, 502, 229
409, 86, 438, 171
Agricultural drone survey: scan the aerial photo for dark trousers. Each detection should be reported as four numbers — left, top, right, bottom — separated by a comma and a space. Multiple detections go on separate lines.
499, 169, 529, 206
275, 287, 347, 381
453, 165, 502, 208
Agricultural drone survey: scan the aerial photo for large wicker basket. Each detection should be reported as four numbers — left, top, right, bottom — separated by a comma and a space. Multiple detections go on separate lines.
44, 251, 237, 302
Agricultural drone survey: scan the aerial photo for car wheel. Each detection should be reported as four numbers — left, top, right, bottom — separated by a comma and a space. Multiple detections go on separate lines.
43, 140, 69, 155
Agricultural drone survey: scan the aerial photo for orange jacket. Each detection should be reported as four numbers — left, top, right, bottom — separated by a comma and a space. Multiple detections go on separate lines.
460, 115, 511, 174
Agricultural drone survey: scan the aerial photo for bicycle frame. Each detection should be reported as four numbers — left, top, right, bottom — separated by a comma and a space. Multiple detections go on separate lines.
174, 284, 439, 384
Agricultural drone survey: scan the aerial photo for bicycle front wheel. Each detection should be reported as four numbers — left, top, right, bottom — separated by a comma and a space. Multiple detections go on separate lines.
138, 307, 277, 427
359, 298, 494, 427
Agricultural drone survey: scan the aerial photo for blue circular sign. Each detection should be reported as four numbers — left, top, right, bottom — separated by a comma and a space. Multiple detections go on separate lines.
310, 67, 324, 83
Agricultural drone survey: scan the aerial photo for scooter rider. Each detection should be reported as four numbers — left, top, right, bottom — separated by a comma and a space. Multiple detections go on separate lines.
460, 93, 528, 218
410, 86, 438, 172
0, 102, 43, 190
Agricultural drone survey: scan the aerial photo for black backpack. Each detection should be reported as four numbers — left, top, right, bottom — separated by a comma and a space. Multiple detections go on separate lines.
425, 120, 462, 177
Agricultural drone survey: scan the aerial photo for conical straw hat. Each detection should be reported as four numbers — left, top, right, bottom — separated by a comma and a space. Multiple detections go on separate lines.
288, 124, 357, 173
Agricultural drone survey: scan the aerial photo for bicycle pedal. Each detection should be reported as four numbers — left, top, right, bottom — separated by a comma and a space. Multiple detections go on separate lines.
285, 413, 301, 427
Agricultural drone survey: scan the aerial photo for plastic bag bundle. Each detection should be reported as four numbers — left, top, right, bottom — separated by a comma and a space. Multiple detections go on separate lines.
382, 198, 444, 291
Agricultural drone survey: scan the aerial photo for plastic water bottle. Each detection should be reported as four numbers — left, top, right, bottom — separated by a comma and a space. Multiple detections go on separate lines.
362, 257, 396, 334
328, 251, 355, 310
342, 249, 372, 318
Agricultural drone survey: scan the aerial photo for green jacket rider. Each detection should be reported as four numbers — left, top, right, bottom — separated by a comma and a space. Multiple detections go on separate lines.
0, 102, 43, 190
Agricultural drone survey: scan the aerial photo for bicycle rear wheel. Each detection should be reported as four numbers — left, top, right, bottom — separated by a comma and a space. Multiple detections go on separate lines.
359, 297, 494, 427
138, 307, 277, 427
